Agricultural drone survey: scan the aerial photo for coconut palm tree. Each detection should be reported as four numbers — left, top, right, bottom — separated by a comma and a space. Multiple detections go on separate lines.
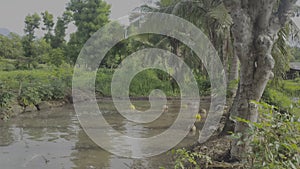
131, 0, 237, 95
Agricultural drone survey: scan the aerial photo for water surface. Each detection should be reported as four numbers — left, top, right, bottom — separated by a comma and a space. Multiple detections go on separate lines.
0, 99, 210, 169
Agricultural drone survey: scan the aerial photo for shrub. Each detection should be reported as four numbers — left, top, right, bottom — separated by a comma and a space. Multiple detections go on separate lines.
281, 79, 300, 97
95, 69, 180, 97
0, 83, 12, 104
0, 59, 16, 71
0, 67, 73, 103
245, 102, 300, 169
129, 70, 166, 96
48, 79, 67, 100
263, 88, 294, 112
18, 85, 42, 108
96, 69, 114, 96
171, 148, 212, 169
0, 79, 17, 119
195, 75, 211, 96
263, 80, 300, 116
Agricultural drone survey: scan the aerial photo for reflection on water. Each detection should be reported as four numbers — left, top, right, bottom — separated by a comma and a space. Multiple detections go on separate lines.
0, 99, 210, 169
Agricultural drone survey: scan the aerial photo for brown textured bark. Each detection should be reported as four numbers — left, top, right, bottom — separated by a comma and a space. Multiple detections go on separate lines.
223, 0, 296, 161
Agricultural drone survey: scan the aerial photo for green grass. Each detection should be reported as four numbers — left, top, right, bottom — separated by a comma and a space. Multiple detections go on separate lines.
0, 66, 73, 90
281, 78, 300, 97
263, 79, 300, 116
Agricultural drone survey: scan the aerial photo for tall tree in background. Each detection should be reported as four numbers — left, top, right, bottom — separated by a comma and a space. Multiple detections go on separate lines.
135, 0, 235, 93
51, 11, 72, 49
22, 13, 41, 68
223, 0, 296, 161
41, 11, 55, 43
23, 13, 41, 40
66, 0, 111, 64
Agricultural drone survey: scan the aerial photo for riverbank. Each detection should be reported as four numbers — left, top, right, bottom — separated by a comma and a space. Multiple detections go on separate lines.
0, 67, 211, 120
0, 100, 69, 120
0, 66, 73, 120
0, 96, 212, 121
1, 65, 299, 121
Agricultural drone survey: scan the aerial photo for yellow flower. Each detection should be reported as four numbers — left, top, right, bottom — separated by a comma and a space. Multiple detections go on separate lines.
130, 104, 136, 110
195, 114, 201, 121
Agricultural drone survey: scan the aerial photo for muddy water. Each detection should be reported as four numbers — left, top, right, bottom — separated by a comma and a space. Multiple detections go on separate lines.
0, 99, 210, 169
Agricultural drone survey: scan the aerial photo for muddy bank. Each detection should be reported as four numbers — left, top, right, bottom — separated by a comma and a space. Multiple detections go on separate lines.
1, 95, 212, 121
0, 100, 69, 120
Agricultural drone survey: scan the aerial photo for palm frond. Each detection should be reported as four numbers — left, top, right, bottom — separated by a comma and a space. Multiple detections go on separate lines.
208, 3, 233, 28
271, 24, 293, 85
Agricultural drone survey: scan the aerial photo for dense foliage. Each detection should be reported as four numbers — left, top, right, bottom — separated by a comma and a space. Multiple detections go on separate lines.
246, 102, 300, 169
263, 78, 300, 117
0, 66, 73, 119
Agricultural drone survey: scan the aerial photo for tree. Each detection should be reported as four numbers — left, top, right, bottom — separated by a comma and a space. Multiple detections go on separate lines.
135, 0, 235, 93
223, 0, 297, 161
24, 13, 41, 40
141, 0, 297, 162
22, 13, 41, 68
66, 0, 111, 64
51, 11, 72, 49
41, 11, 54, 43
33, 39, 52, 65
0, 33, 23, 59
46, 48, 66, 67
9, 33, 24, 58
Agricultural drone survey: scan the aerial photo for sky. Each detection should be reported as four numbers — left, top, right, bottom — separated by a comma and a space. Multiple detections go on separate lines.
0, 0, 145, 36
